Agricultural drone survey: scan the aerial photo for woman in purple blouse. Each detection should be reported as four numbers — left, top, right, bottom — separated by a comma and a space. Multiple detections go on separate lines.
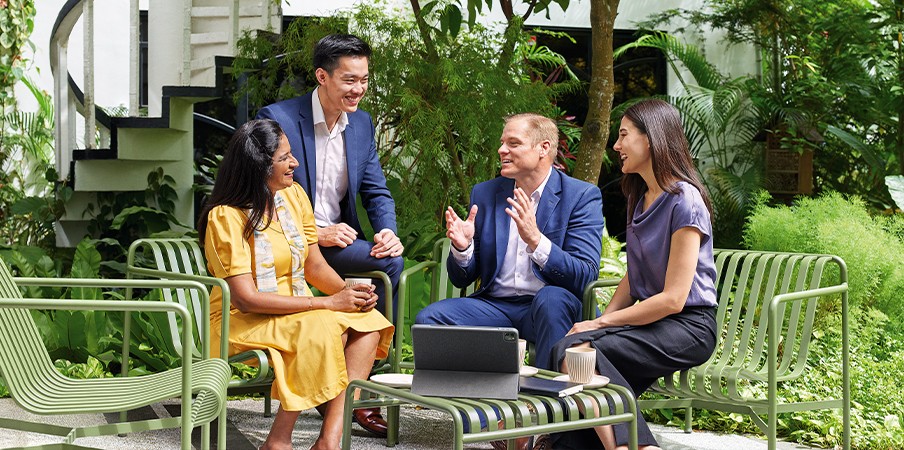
541, 99, 718, 450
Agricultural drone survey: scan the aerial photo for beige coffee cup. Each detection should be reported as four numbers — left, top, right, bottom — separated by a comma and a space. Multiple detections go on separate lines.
518, 339, 527, 369
565, 347, 596, 384
345, 277, 373, 290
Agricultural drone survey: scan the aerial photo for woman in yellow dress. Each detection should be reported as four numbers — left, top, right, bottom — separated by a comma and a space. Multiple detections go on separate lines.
197, 119, 394, 450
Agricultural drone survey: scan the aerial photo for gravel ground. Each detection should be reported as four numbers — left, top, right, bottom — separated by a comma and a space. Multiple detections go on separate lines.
0, 397, 824, 449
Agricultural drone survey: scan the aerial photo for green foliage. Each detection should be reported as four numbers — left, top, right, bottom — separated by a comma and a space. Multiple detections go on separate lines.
643, 0, 904, 211
84, 167, 190, 270
0, 0, 35, 109
741, 192, 904, 448
234, 4, 569, 260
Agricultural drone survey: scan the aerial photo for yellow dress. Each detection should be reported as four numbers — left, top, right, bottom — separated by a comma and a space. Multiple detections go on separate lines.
203, 183, 394, 411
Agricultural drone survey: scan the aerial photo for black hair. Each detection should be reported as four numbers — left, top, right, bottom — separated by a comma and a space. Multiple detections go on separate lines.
620, 99, 713, 220
312, 34, 372, 73
197, 119, 284, 242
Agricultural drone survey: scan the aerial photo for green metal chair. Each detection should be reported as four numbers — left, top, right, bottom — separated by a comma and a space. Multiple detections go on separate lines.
0, 260, 231, 450
125, 237, 396, 443
633, 249, 851, 450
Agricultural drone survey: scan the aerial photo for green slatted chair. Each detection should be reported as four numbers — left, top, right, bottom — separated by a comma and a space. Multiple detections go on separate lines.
126, 238, 275, 419
630, 249, 851, 450
125, 237, 397, 440
0, 261, 231, 450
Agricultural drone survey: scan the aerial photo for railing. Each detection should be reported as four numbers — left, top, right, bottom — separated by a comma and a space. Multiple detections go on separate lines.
49, 0, 273, 181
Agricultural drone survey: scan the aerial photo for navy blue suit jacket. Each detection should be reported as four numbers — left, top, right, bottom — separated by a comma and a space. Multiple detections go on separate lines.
447, 169, 605, 299
256, 91, 397, 235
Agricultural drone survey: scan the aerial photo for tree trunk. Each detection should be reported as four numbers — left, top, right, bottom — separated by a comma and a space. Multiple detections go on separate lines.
572, 0, 620, 184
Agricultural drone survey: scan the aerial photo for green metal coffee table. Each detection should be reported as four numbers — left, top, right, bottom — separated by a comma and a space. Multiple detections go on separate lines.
341, 369, 638, 450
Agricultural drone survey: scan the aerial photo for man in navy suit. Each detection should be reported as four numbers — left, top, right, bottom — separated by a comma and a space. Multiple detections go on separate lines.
256, 34, 402, 437
416, 113, 604, 374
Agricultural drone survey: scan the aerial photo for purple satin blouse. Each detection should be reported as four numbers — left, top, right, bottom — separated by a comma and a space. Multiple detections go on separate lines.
626, 181, 717, 308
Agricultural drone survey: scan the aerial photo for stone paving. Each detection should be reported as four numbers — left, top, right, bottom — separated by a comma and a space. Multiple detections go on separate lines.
0, 397, 823, 449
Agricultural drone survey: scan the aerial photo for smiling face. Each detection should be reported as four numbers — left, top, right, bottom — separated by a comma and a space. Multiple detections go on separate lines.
267, 134, 298, 193
613, 117, 652, 176
315, 55, 369, 120
498, 118, 551, 184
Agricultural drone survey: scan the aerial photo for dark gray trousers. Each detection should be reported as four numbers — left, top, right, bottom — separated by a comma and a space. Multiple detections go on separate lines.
549, 306, 717, 448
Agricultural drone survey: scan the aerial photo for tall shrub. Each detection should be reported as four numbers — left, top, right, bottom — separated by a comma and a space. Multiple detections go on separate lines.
744, 191, 904, 323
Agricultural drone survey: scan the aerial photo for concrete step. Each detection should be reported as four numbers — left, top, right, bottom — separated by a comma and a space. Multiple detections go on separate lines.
73, 159, 191, 193
115, 128, 190, 161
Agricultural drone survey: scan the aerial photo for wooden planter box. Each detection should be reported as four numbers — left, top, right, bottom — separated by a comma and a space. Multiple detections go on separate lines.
765, 148, 813, 195
765, 129, 814, 195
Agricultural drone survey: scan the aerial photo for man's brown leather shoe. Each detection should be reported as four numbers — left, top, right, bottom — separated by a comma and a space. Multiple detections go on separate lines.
532, 434, 554, 450
489, 420, 531, 450
352, 407, 388, 437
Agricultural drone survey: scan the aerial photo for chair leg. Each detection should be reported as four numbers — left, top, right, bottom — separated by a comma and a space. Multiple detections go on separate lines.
201, 422, 211, 450
264, 391, 272, 417
684, 407, 693, 433
388, 404, 400, 447
218, 406, 227, 450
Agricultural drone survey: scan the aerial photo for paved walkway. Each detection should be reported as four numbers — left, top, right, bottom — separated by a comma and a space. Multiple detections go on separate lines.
0, 398, 822, 449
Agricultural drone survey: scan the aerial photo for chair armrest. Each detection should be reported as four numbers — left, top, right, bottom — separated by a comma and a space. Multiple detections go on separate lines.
228, 349, 273, 385
394, 260, 438, 371
767, 282, 849, 382
582, 278, 620, 321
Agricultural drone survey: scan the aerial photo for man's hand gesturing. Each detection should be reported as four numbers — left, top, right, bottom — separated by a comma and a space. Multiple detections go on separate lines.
445, 205, 478, 251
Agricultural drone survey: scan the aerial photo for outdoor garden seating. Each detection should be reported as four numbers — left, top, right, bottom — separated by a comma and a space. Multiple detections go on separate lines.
597, 248, 850, 450
0, 261, 231, 450
342, 367, 638, 450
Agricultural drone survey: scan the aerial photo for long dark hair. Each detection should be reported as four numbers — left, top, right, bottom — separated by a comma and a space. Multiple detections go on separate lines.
619, 99, 713, 220
197, 119, 284, 242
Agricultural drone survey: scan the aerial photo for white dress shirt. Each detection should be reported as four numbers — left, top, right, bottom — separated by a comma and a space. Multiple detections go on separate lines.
311, 87, 350, 228
452, 168, 554, 297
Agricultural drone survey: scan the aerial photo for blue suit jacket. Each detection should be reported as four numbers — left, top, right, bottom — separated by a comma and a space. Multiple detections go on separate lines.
447, 169, 605, 299
256, 91, 397, 235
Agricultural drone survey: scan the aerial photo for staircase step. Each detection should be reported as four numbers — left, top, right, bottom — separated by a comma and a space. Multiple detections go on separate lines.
58, 191, 97, 221
72, 148, 117, 161
116, 128, 190, 161
192, 5, 264, 18
191, 6, 229, 18
74, 160, 190, 192
191, 32, 228, 45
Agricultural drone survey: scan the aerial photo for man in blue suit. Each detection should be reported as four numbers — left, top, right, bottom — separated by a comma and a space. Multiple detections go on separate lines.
416, 113, 604, 374
256, 34, 402, 437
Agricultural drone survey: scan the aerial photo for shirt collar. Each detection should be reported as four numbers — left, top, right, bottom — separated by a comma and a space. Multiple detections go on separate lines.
312, 87, 348, 132
525, 167, 554, 201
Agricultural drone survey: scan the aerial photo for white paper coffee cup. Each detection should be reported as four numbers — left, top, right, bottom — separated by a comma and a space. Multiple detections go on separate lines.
518, 339, 527, 369
565, 347, 596, 384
